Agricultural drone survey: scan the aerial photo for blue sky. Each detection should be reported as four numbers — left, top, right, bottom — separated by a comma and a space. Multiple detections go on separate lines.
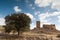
0, 0, 60, 30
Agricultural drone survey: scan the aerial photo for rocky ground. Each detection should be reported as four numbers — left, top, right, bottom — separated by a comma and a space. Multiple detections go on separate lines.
0, 32, 59, 40
0, 30, 60, 40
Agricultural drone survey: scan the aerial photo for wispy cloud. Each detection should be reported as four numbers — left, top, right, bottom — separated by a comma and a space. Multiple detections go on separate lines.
56, 25, 60, 30
38, 12, 49, 20
35, 0, 52, 7
51, 0, 60, 11
14, 6, 21, 13
35, 0, 60, 11
38, 11, 60, 21
30, 23, 36, 29
57, 16, 60, 22
26, 13, 34, 20
28, 4, 36, 10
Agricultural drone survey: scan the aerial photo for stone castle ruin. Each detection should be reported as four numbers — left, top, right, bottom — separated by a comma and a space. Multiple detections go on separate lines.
22, 21, 60, 40
43, 24, 56, 30
31, 21, 59, 34
36, 21, 56, 30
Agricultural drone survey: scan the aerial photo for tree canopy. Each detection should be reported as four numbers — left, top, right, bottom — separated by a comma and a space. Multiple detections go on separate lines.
4, 13, 31, 36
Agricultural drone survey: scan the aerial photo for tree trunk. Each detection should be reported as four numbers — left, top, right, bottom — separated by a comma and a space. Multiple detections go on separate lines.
18, 31, 22, 37
18, 31, 20, 36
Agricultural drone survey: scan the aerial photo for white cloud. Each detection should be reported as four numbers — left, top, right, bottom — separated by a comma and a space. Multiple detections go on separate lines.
57, 16, 60, 22
30, 23, 36, 29
38, 12, 49, 20
42, 19, 52, 24
26, 13, 34, 19
35, 11, 60, 21
56, 25, 60, 30
43, 22, 52, 24
41, 18, 52, 25
51, 0, 60, 11
35, 0, 60, 11
14, 6, 21, 13
38, 11, 60, 21
50, 12, 60, 16
39, 18, 52, 28
0, 18, 5, 25
35, 0, 53, 7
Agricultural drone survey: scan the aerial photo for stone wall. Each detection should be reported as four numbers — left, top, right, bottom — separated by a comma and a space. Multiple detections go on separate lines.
43, 24, 56, 30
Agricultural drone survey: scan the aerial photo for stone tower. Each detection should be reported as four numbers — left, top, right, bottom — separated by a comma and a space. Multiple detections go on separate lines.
36, 21, 40, 28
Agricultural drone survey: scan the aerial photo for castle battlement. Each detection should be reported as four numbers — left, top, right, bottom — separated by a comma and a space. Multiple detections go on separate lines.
36, 21, 56, 30
43, 24, 56, 30
31, 21, 60, 34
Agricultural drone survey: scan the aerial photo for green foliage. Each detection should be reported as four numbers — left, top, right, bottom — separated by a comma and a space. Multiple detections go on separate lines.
4, 13, 31, 35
